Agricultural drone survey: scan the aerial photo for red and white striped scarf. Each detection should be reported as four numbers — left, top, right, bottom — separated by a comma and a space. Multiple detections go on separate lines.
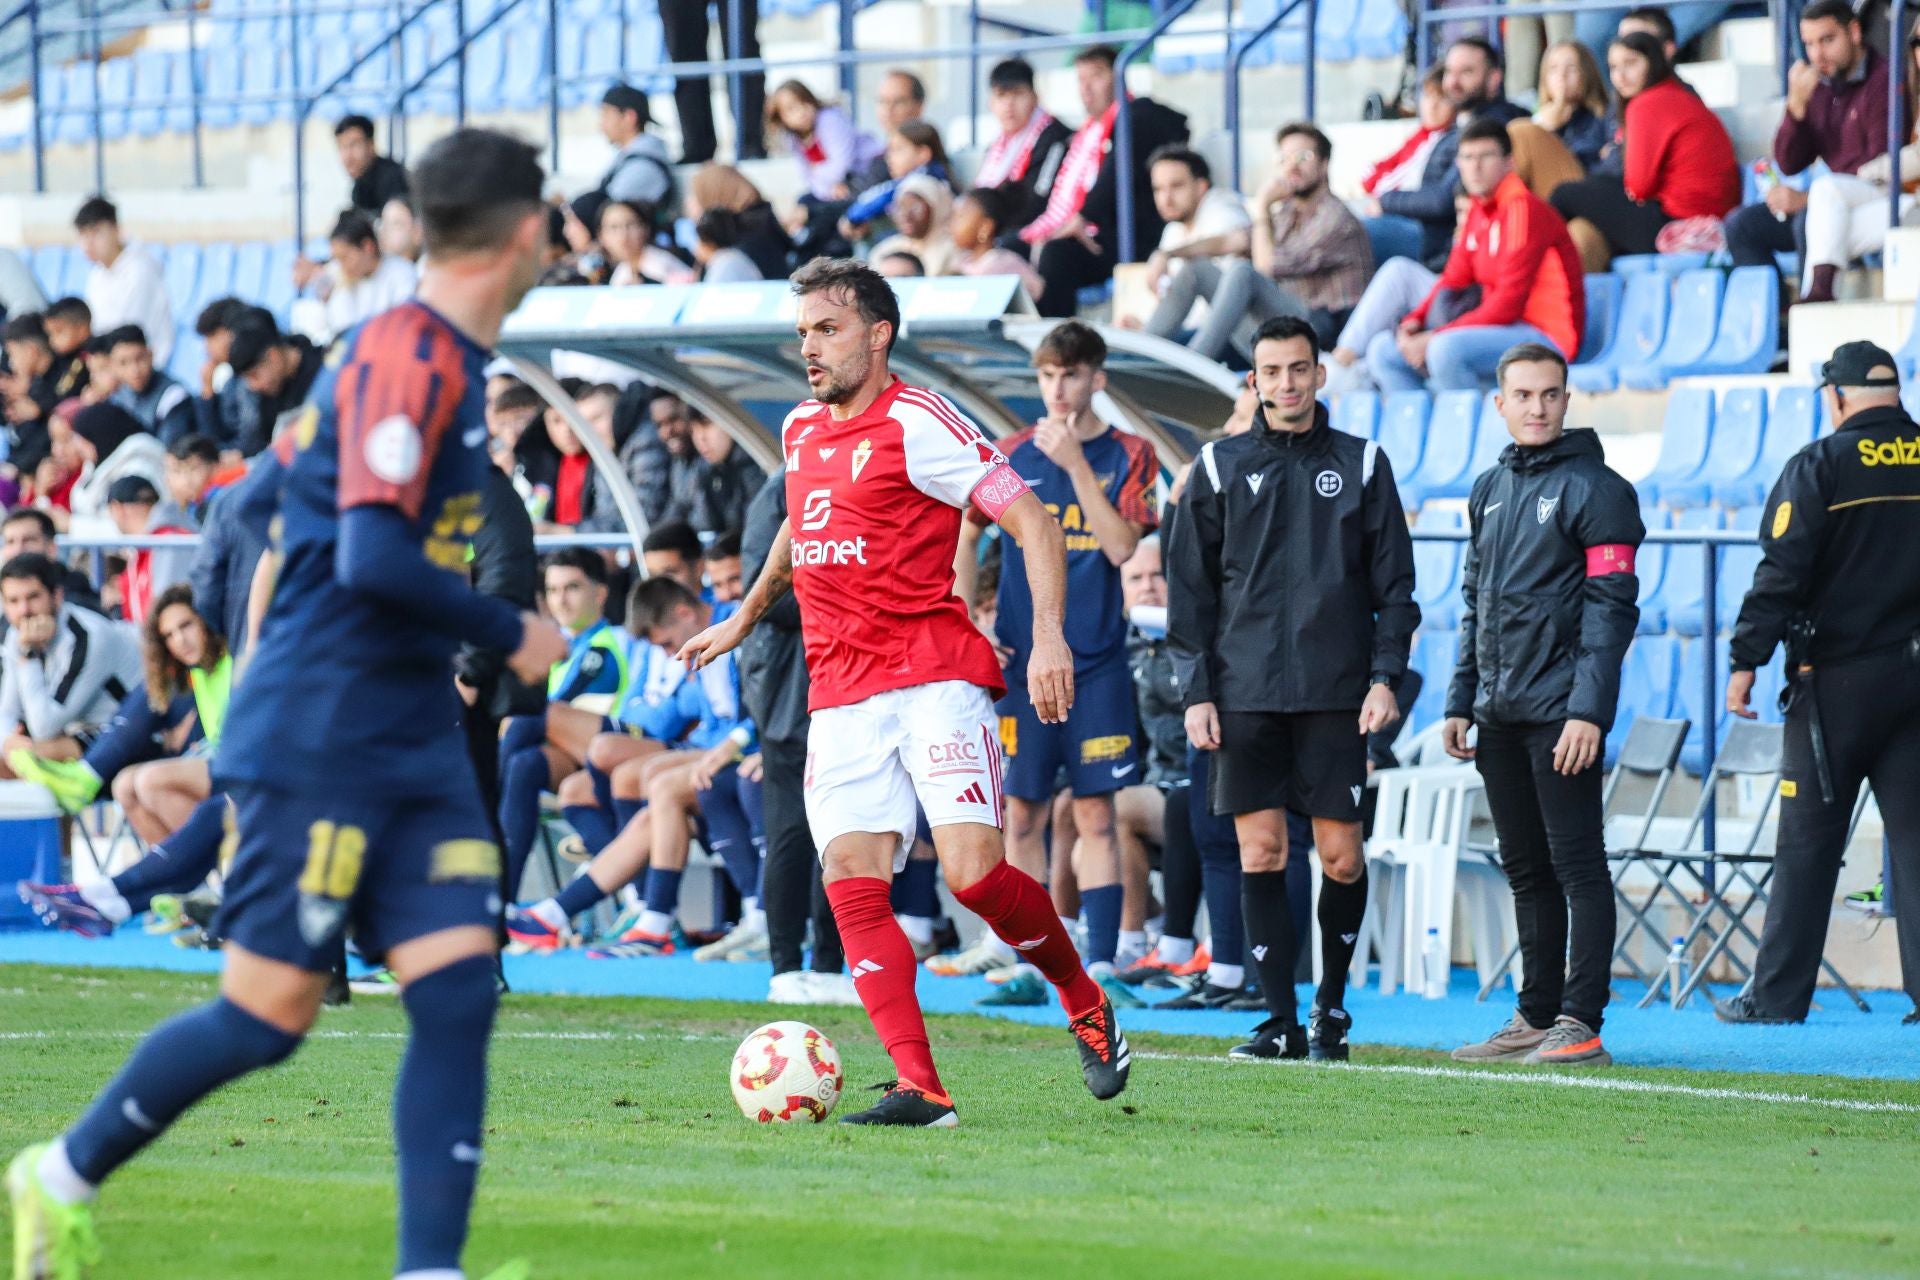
1020, 102, 1119, 244
977, 107, 1056, 188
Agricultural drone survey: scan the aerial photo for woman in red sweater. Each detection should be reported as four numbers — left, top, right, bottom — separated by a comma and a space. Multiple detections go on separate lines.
1548, 32, 1740, 271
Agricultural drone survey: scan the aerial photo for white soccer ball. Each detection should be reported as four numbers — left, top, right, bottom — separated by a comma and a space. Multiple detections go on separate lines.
730, 1020, 843, 1124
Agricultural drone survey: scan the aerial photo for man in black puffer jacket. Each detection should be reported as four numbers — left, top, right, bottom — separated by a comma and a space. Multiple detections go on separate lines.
1444, 341, 1642, 1069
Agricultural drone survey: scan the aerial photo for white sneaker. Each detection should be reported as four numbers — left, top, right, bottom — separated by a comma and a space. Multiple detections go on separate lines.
767, 970, 814, 1004
693, 919, 770, 963
802, 971, 861, 1006
924, 936, 1017, 977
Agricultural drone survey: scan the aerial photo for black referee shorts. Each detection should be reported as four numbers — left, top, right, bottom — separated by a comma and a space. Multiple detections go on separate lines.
1210, 710, 1366, 822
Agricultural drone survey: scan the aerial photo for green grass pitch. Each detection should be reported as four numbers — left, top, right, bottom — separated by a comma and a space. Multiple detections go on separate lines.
4, 966, 1919, 1279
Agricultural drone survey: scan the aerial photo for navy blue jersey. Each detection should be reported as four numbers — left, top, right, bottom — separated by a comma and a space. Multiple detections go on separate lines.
217, 301, 518, 799
978, 424, 1159, 680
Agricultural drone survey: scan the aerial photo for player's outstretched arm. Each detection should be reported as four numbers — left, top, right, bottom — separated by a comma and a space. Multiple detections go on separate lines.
681, 519, 793, 669
996, 493, 1074, 724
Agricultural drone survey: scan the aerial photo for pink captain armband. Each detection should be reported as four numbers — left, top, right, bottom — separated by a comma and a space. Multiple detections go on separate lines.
1586, 544, 1636, 577
969, 464, 1032, 522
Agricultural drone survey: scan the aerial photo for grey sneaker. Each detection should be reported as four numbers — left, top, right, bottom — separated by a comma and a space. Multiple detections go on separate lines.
1522, 1015, 1612, 1067
1451, 1011, 1551, 1062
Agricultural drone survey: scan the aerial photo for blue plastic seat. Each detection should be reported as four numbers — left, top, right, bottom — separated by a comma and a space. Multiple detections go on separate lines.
1374, 390, 1429, 485
1636, 386, 1716, 506
194, 241, 237, 312
55, 64, 97, 146
1406, 629, 1459, 737
625, 9, 673, 93
1331, 390, 1379, 440
126, 51, 175, 138
1677, 637, 1727, 774
1570, 271, 1666, 393
96, 56, 134, 141
1662, 506, 1724, 637
498, 19, 549, 109
1277, 0, 1362, 65
1403, 389, 1479, 506
162, 243, 202, 316
1606, 635, 1680, 763
1622, 268, 1723, 390
237, 46, 282, 126
1613, 253, 1708, 277
1412, 539, 1461, 630
1896, 293, 1920, 382
167, 325, 204, 385
196, 48, 241, 129
1717, 507, 1765, 628
562, 14, 624, 105
30, 246, 67, 301
1633, 540, 1669, 635
1466, 390, 1507, 480
1576, 272, 1621, 365
1721, 383, 1819, 508
1353, 0, 1408, 59
230, 241, 271, 306
1687, 266, 1781, 377
261, 241, 298, 323
1663, 385, 1765, 509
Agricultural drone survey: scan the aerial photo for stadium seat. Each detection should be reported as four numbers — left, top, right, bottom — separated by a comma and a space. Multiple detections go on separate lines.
1331, 390, 1379, 440
1570, 272, 1666, 393
1275, 0, 1360, 62
29, 246, 68, 301
162, 242, 202, 315
562, 14, 625, 106
1722, 383, 1819, 508
1676, 637, 1727, 774
498, 19, 550, 109
1405, 629, 1458, 736
624, 10, 673, 94
1411, 523, 1462, 630
1662, 506, 1723, 637
195, 241, 237, 312
1622, 269, 1722, 391
1466, 391, 1506, 479
1612, 253, 1708, 277
1353, 0, 1408, 59
1717, 506, 1765, 627
55, 64, 97, 146
237, 46, 283, 126
1374, 391, 1429, 487
1636, 386, 1715, 506
1686, 267, 1781, 377
231, 241, 271, 306
1633, 540, 1668, 634
1661, 385, 1765, 509
198, 48, 243, 129
97, 56, 134, 141
168, 325, 205, 385
127, 50, 176, 138
261, 241, 298, 323
1896, 293, 1920, 382
1606, 635, 1680, 761
462, 27, 511, 113
1575, 272, 1621, 365
1403, 389, 1479, 506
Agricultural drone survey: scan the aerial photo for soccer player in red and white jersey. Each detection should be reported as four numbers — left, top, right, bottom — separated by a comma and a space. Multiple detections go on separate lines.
681, 258, 1129, 1126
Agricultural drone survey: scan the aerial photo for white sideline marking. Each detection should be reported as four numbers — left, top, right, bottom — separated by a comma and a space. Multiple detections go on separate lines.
6, 1029, 1917, 1115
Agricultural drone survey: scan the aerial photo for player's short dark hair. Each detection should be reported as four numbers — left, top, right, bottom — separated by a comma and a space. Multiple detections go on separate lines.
410, 128, 545, 260
1074, 43, 1118, 69
1033, 320, 1107, 371
642, 519, 702, 563
194, 297, 249, 337
168, 433, 221, 464
1, 553, 62, 594
988, 57, 1035, 92
704, 528, 742, 560
1800, 0, 1857, 28
104, 324, 148, 352
3, 509, 57, 541
492, 383, 544, 417
627, 574, 701, 634
1251, 314, 1320, 364
544, 547, 608, 585
1459, 116, 1514, 154
791, 256, 901, 353
1495, 341, 1569, 389
45, 297, 91, 328
2, 314, 50, 349
72, 196, 118, 230
334, 114, 376, 141
883, 68, 926, 103
85, 333, 117, 358
1619, 5, 1676, 42
1147, 144, 1209, 183
1276, 122, 1332, 162
1448, 34, 1502, 72
329, 209, 379, 249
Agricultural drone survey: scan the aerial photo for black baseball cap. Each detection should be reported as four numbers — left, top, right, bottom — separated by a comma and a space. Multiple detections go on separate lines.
107, 475, 160, 505
1819, 340, 1900, 388
601, 83, 650, 126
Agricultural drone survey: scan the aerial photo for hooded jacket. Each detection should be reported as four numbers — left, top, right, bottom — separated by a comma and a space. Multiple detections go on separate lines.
1446, 428, 1643, 730
1167, 403, 1418, 713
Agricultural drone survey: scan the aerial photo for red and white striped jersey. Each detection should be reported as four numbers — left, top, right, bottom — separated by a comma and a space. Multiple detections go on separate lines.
781, 377, 1031, 711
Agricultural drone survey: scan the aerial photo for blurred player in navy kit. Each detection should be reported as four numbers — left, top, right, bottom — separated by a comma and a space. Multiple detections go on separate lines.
7, 128, 569, 1280
951, 321, 1159, 994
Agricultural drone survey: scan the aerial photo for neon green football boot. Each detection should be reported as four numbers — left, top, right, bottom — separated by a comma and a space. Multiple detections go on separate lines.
4, 753, 102, 816
8, 1145, 101, 1280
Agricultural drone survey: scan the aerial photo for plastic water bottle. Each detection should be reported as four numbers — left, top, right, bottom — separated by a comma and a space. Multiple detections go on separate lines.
1422, 926, 1446, 999
1667, 936, 1689, 1010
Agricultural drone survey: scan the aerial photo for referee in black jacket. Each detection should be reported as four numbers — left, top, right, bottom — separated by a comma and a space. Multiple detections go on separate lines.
1444, 343, 1642, 1067
1168, 315, 1419, 1062
1717, 341, 1920, 1026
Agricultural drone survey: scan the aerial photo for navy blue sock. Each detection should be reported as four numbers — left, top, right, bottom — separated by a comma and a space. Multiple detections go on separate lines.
1189, 746, 1246, 972
1080, 883, 1123, 966
496, 715, 546, 787
702, 768, 761, 902
499, 748, 549, 900
554, 873, 611, 919
587, 762, 615, 815
394, 955, 497, 1274
612, 795, 644, 836
642, 867, 683, 920
111, 795, 226, 912
81, 688, 168, 787
890, 857, 940, 919
561, 803, 616, 856
63, 997, 300, 1184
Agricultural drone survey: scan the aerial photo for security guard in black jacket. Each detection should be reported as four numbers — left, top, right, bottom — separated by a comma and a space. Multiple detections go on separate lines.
1442, 343, 1642, 1067
1717, 341, 1920, 1026
1168, 316, 1419, 1062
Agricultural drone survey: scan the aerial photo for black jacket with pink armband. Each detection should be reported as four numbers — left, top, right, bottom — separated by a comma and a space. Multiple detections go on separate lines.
1446, 428, 1643, 730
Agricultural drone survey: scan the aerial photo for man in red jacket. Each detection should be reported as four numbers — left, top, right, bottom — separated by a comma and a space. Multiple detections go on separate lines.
1366, 118, 1584, 393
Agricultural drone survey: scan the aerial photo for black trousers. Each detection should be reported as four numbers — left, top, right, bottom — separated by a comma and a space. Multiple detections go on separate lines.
1723, 201, 1806, 274
1475, 721, 1613, 1030
658, 0, 764, 164
760, 734, 843, 975
1750, 642, 1920, 1017
1550, 173, 1671, 257
1036, 235, 1117, 318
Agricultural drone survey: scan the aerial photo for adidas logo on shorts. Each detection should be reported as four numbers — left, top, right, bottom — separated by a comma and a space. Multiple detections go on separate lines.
955, 782, 989, 805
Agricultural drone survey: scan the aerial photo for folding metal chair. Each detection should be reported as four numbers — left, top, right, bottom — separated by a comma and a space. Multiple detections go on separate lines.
1475, 716, 1689, 999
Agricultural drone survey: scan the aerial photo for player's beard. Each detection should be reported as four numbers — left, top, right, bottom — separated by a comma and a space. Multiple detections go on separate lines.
809, 350, 871, 405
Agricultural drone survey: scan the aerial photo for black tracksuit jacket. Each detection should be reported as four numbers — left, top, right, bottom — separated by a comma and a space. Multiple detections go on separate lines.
1445, 428, 1643, 730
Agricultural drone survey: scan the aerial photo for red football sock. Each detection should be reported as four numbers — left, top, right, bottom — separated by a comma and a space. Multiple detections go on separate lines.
954, 860, 1103, 1018
824, 877, 944, 1096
